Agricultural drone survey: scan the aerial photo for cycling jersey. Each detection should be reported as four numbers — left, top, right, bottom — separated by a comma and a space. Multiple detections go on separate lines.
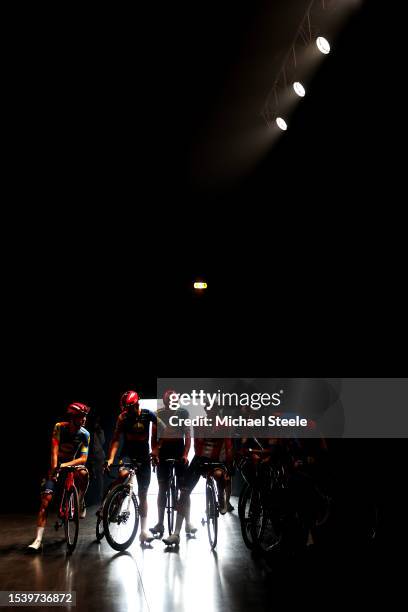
194, 437, 225, 460
114, 408, 157, 460
157, 407, 189, 459
52, 422, 90, 462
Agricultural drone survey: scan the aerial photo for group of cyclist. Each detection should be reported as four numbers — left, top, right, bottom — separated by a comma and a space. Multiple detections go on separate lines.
27, 389, 327, 552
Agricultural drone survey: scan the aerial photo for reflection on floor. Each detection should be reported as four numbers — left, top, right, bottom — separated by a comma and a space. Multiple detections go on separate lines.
0, 493, 385, 612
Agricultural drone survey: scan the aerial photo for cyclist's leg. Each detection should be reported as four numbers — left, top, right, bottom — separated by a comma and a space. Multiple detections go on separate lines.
111, 456, 132, 487
27, 477, 56, 551
162, 489, 189, 545
74, 467, 89, 518
176, 460, 196, 533
214, 468, 228, 514
136, 461, 153, 542
163, 457, 200, 545
151, 461, 169, 534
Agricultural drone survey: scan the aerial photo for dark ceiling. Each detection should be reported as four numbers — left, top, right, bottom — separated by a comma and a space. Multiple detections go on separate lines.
5, 1, 405, 386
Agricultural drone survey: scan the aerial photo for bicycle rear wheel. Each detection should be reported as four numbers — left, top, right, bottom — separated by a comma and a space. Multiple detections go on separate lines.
64, 486, 79, 554
206, 479, 218, 550
103, 484, 139, 551
167, 478, 177, 535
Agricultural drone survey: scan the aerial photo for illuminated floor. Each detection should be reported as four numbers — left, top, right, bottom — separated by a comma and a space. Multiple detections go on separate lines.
0, 493, 385, 612
0, 495, 270, 612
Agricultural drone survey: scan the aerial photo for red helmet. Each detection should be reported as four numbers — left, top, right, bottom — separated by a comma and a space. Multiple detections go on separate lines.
163, 389, 177, 407
120, 390, 140, 411
67, 402, 91, 416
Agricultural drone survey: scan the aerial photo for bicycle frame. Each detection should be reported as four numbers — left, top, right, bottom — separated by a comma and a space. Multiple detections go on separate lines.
51, 469, 78, 525
58, 471, 75, 520
121, 469, 137, 515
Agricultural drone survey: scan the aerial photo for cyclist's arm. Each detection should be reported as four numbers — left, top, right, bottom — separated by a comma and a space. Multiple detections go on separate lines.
183, 428, 191, 460
60, 456, 87, 468
107, 436, 121, 464
150, 422, 159, 456
50, 424, 60, 472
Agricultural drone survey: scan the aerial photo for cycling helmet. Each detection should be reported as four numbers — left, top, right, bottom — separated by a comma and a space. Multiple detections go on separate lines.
120, 390, 140, 411
163, 389, 177, 407
67, 402, 91, 416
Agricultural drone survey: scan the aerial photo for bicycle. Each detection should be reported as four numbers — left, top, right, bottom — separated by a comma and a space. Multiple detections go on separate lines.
96, 466, 130, 543
96, 474, 117, 542
101, 462, 142, 551
237, 450, 272, 550
150, 458, 179, 537
53, 467, 81, 554
249, 453, 332, 555
95, 464, 128, 542
199, 460, 229, 550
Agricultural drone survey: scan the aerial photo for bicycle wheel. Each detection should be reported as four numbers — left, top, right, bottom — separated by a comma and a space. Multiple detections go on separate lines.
238, 483, 255, 550
103, 484, 139, 551
167, 477, 177, 535
206, 479, 218, 550
238, 483, 247, 520
64, 486, 79, 554
250, 491, 283, 554
96, 510, 104, 541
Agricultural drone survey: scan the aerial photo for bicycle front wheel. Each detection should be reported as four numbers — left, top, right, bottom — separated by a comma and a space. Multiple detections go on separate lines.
103, 484, 139, 551
250, 490, 283, 554
238, 483, 255, 550
167, 478, 177, 535
206, 479, 218, 550
64, 486, 79, 554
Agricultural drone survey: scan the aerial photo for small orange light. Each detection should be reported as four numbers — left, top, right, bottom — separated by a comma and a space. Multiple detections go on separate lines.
194, 282, 207, 290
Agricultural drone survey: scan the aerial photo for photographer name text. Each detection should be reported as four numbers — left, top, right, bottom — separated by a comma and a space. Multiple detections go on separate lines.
167, 415, 308, 428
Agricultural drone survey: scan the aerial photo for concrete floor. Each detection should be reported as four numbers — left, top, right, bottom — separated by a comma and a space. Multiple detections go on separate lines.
0, 493, 390, 611
0, 494, 273, 612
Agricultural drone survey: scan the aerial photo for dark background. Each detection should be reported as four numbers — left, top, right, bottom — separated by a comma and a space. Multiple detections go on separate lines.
2, 0, 406, 533
5, 0, 405, 372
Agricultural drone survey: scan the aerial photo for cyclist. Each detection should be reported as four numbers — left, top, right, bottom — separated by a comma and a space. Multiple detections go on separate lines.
27, 402, 91, 553
240, 430, 329, 548
150, 389, 193, 537
104, 390, 158, 544
163, 432, 233, 546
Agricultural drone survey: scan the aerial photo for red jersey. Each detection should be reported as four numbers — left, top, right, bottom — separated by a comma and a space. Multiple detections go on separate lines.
194, 437, 232, 460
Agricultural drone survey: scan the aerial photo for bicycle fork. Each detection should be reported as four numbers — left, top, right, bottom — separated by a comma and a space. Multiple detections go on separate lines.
123, 474, 136, 514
